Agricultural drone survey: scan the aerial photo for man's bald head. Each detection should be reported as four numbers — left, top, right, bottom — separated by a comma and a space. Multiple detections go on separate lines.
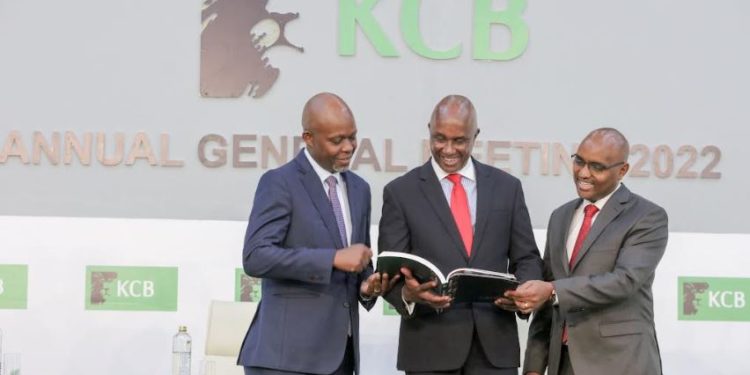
300, 92, 357, 173
581, 127, 630, 162
573, 127, 630, 202
428, 95, 480, 173
302, 92, 354, 133
430, 95, 478, 135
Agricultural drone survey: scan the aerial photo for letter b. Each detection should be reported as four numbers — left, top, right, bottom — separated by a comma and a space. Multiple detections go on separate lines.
142, 281, 155, 298
473, 0, 529, 61
733, 292, 746, 308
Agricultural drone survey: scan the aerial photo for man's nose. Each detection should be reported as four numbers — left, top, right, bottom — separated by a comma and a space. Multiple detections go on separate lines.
341, 139, 355, 153
577, 163, 592, 178
444, 141, 456, 153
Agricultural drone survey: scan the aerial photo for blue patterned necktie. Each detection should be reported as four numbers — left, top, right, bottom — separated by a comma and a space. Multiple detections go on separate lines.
325, 175, 348, 248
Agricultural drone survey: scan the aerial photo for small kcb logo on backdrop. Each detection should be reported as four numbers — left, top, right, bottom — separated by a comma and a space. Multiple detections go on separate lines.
0, 264, 28, 309
200, 0, 303, 98
235, 268, 262, 302
85, 266, 178, 311
678, 276, 750, 321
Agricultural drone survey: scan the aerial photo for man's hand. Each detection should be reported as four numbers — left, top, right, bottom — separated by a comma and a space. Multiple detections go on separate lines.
401, 267, 451, 310
526, 372, 542, 375
360, 272, 400, 298
505, 280, 554, 314
333, 244, 372, 273
494, 296, 519, 312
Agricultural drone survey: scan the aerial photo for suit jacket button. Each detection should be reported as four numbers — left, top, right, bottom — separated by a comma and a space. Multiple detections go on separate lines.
343, 302, 350, 308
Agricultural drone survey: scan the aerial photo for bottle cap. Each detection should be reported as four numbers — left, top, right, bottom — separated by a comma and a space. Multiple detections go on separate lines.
178, 326, 187, 332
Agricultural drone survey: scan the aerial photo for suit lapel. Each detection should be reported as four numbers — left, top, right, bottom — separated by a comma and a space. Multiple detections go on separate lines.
294, 152, 345, 249
569, 186, 630, 272
342, 171, 361, 244
418, 162, 468, 261
471, 161, 492, 261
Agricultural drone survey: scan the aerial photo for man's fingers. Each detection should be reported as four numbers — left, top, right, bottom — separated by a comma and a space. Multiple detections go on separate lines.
415, 280, 437, 292
419, 290, 451, 305
494, 300, 519, 312
400, 267, 414, 279
390, 275, 401, 290
387, 274, 400, 288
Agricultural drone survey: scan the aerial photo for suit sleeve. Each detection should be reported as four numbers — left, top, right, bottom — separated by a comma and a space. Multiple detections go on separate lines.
358, 184, 377, 310
523, 231, 555, 374
242, 170, 336, 284
378, 183, 414, 318
553, 205, 669, 311
508, 180, 544, 284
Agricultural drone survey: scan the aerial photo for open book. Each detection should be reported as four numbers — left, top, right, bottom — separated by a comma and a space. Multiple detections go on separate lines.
376, 251, 519, 303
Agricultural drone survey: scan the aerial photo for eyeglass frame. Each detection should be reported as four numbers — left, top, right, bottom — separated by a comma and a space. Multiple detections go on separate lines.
570, 154, 626, 173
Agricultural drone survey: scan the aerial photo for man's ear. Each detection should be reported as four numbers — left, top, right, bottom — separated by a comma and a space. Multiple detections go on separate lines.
619, 162, 630, 178
302, 131, 313, 146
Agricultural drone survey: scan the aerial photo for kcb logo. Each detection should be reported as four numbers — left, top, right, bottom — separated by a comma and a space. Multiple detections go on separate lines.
86, 266, 178, 311
679, 277, 750, 322
90, 272, 156, 303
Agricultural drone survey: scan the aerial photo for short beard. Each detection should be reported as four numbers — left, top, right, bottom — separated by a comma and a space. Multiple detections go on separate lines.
332, 165, 349, 173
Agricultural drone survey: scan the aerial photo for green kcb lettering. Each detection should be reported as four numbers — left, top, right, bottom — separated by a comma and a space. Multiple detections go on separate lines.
339, 0, 528, 60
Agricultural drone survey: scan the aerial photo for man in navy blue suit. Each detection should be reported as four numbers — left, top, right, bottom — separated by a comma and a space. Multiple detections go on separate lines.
238, 93, 395, 375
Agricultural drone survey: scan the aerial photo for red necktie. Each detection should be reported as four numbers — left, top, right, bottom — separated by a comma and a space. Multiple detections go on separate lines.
563, 203, 599, 344
569, 204, 599, 267
447, 173, 472, 256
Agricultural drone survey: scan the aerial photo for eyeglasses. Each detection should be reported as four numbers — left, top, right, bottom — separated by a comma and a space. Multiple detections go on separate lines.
571, 154, 625, 173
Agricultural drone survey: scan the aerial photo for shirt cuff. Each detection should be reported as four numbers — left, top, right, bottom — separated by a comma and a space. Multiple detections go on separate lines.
360, 292, 375, 302
402, 289, 416, 315
551, 283, 559, 306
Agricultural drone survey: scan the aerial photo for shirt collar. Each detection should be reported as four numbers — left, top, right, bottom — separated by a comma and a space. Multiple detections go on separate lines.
582, 182, 622, 211
304, 148, 342, 185
430, 157, 476, 182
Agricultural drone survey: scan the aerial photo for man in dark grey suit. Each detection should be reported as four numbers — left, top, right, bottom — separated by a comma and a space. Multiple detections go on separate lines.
239, 93, 395, 375
379, 95, 543, 375
509, 128, 668, 375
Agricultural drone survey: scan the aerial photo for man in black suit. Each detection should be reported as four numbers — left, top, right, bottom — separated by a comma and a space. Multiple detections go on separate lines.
378, 95, 544, 375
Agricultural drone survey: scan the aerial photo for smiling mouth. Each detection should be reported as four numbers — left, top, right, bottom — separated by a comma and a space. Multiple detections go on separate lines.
440, 155, 460, 165
577, 180, 594, 190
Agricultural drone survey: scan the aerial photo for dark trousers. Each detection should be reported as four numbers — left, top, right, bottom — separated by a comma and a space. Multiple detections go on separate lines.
244, 336, 354, 375
558, 345, 575, 375
406, 330, 517, 375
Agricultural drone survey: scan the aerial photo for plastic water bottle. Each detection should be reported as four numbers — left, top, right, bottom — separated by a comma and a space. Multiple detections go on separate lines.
172, 326, 191, 375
